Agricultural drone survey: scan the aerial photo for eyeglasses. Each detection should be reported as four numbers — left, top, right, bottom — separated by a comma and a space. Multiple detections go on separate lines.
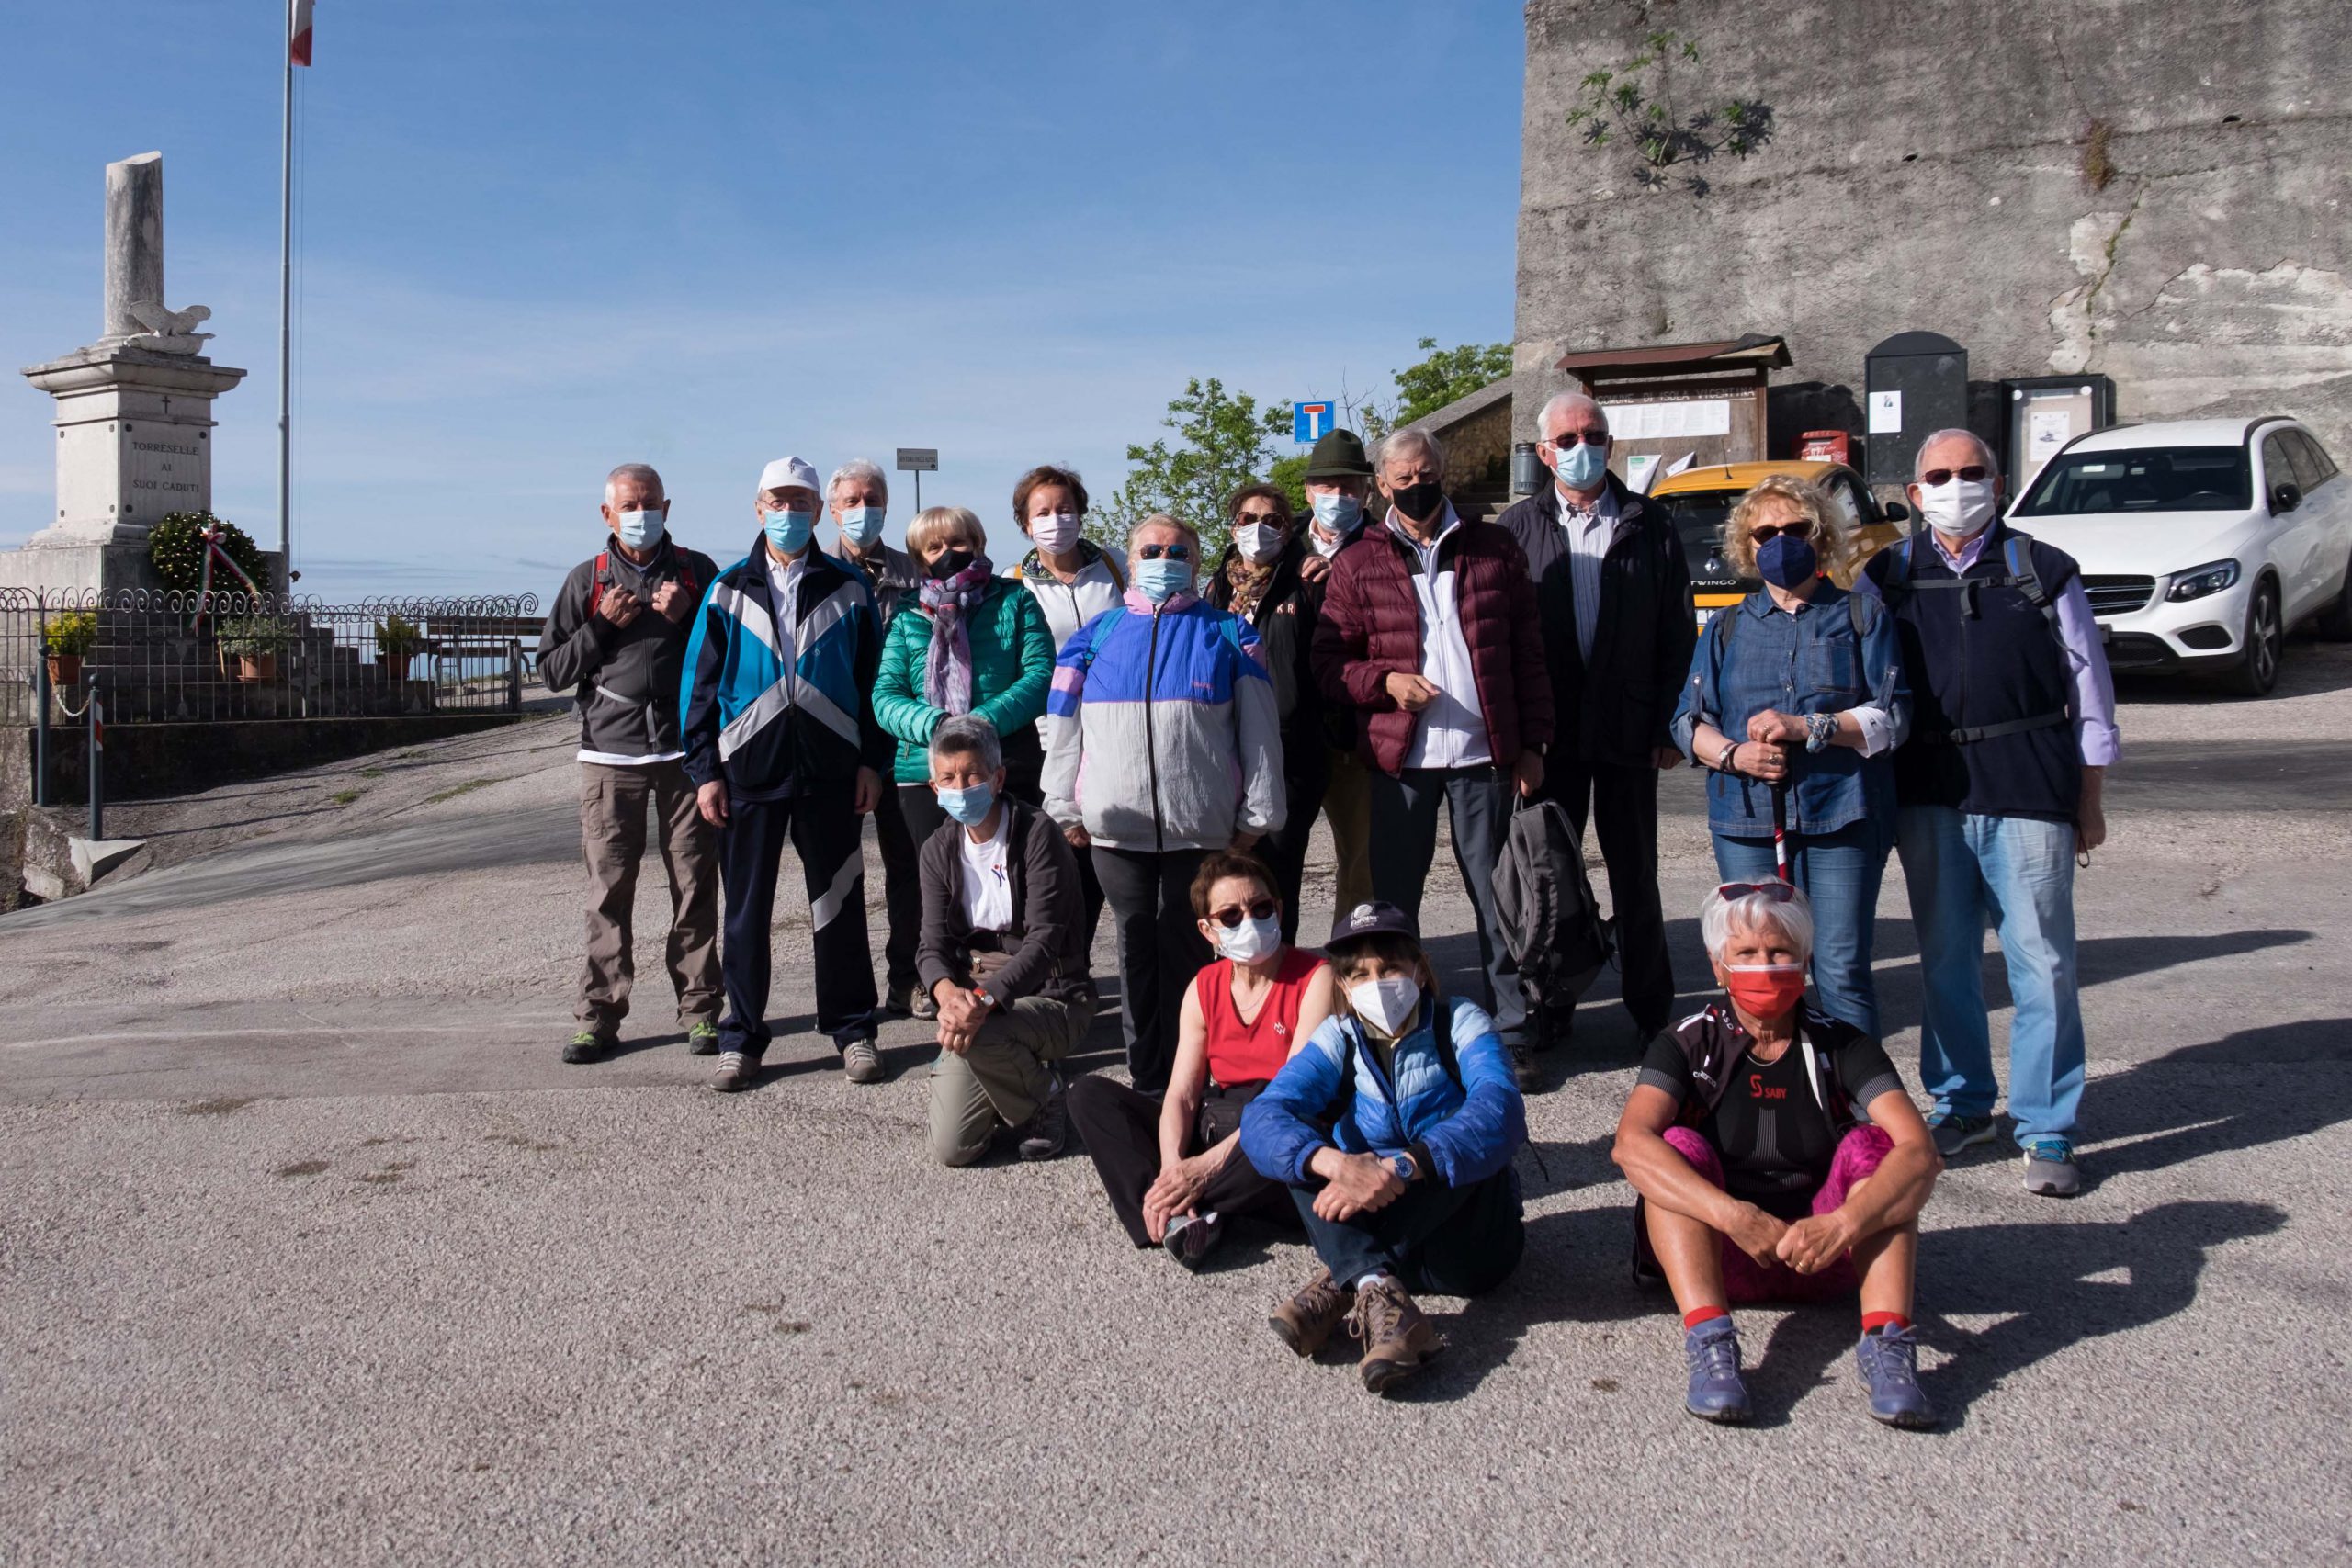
1918, 465, 1991, 486
1749, 519, 1815, 544
1136, 543, 1192, 561
1546, 431, 1610, 447
1715, 880, 1798, 903
1235, 512, 1286, 526
1208, 897, 1279, 928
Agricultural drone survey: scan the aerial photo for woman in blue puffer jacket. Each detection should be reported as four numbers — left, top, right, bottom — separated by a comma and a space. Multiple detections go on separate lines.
1240, 899, 1527, 1396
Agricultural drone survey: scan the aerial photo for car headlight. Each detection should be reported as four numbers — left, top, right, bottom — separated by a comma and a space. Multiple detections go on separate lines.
2166, 560, 2241, 603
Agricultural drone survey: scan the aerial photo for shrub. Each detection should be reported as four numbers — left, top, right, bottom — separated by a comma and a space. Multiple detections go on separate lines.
375, 614, 424, 663
215, 615, 298, 658
149, 512, 272, 594
41, 609, 98, 658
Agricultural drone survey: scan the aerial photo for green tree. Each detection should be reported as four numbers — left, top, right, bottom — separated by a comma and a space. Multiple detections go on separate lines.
1392, 337, 1513, 425
1098, 377, 1291, 562
1268, 452, 1310, 515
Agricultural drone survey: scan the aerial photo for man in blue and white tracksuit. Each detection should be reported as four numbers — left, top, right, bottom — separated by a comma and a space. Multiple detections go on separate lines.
682, 456, 894, 1093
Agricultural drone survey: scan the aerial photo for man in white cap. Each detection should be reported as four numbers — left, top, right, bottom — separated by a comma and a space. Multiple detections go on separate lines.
681, 456, 893, 1091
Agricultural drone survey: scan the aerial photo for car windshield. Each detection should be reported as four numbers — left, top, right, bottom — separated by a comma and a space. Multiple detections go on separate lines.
2015, 446, 2251, 516
1656, 491, 1746, 581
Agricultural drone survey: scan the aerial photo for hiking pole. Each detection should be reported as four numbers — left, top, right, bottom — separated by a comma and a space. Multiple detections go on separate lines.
1770, 778, 1791, 885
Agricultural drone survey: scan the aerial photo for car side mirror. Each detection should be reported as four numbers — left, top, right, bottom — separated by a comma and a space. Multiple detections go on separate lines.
2271, 481, 2302, 514
1882, 500, 1910, 523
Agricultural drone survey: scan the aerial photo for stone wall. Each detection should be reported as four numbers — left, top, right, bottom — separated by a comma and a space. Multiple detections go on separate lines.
1515, 0, 2352, 466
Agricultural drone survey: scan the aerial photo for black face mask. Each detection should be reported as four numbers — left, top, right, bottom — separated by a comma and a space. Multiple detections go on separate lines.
926, 547, 976, 581
1390, 480, 1445, 523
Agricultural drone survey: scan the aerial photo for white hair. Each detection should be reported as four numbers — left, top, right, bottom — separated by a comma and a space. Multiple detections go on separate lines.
1536, 390, 1609, 440
1914, 427, 1999, 480
930, 714, 1002, 773
1375, 426, 1445, 479
604, 462, 663, 504
1700, 883, 1815, 963
829, 458, 889, 503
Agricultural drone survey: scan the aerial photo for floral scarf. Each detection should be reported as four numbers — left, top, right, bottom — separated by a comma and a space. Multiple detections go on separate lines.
1221, 554, 1278, 623
918, 554, 995, 715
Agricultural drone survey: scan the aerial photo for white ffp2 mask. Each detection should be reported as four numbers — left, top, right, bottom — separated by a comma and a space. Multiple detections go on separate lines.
1917, 478, 1997, 540
1350, 976, 1421, 1037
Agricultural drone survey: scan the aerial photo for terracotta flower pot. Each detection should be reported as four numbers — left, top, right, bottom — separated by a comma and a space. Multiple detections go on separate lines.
45, 654, 82, 689
237, 653, 278, 683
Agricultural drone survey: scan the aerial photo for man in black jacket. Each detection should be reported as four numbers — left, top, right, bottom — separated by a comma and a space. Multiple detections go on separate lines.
916, 716, 1094, 1166
537, 462, 724, 1064
1497, 392, 1696, 1066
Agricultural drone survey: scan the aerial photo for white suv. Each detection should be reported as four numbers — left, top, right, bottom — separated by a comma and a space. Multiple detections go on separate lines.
2007, 416, 2352, 694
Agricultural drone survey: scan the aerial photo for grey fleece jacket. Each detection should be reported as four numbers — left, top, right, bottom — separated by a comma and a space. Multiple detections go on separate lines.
538, 536, 721, 759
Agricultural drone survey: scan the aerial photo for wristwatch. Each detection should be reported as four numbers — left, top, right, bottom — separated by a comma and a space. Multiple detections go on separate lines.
1388, 1153, 1419, 1184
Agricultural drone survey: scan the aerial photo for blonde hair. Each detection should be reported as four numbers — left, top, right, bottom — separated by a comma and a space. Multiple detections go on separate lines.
1723, 475, 1850, 581
1128, 512, 1202, 558
906, 504, 987, 558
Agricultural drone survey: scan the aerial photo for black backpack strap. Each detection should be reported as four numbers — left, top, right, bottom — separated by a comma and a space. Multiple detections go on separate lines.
2004, 535, 2067, 648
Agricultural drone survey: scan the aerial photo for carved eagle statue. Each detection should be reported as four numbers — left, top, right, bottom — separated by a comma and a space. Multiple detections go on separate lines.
124, 300, 214, 354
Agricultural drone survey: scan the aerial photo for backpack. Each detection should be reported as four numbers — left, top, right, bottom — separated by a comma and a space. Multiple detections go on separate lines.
1491, 795, 1614, 1021
588, 548, 698, 624
1671, 1008, 1855, 1131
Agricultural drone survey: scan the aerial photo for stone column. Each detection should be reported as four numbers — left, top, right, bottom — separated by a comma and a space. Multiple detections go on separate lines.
100, 152, 165, 346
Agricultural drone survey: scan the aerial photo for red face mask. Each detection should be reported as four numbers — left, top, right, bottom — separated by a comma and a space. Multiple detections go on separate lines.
1723, 963, 1808, 1021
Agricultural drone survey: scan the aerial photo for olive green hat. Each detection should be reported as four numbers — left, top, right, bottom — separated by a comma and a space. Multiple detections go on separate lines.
1304, 428, 1373, 479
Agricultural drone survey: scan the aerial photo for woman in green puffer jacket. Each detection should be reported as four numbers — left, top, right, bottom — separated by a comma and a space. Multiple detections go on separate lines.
874, 504, 1057, 842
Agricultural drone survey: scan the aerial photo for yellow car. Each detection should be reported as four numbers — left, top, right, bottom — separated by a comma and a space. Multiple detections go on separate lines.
1648, 460, 1909, 629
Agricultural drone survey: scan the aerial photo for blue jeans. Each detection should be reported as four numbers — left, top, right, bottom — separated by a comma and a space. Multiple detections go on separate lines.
1713, 818, 1891, 1039
1894, 807, 2086, 1146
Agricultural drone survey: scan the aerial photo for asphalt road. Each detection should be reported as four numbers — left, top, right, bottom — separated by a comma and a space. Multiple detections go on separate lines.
3, 711, 2349, 1565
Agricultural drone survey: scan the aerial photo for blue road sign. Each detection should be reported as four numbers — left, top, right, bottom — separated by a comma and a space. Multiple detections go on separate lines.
1293, 400, 1333, 445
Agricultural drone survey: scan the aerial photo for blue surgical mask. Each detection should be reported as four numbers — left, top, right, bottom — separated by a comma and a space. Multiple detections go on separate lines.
1309, 492, 1363, 533
839, 505, 885, 550
616, 509, 666, 551
763, 507, 816, 556
937, 781, 995, 827
1136, 558, 1193, 605
1755, 531, 1820, 590
1555, 440, 1608, 491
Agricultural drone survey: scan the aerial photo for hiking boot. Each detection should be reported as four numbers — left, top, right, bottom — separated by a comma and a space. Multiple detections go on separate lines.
709, 1051, 760, 1094
1683, 1317, 1751, 1424
841, 1036, 888, 1085
1162, 1212, 1225, 1272
1348, 1275, 1442, 1393
561, 1028, 610, 1065
1855, 1324, 1938, 1428
1508, 1040, 1541, 1093
2022, 1138, 2081, 1198
909, 986, 940, 1021
1926, 1111, 1998, 1158
684, 1021, 720, 1056
1269, 1268, 1353, 1357
1014, 1073, 1068, 1160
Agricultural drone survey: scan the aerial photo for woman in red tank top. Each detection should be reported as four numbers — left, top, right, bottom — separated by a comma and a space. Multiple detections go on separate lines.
1069, 851, 1335, 1269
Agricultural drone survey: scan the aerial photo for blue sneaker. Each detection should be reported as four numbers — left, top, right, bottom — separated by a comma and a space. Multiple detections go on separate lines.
1682, 1317, 1751, 1424
1925, 1110, 1998, 1158
2022, 1137, 2081, 1197
1855, 1324, 1938, 1428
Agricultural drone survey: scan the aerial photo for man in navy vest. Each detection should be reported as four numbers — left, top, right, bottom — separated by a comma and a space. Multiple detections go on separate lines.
1858, 430, 2119, 1198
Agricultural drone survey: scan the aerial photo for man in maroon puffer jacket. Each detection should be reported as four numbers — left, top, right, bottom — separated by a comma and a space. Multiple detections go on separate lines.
1311, 427, 1554, 1071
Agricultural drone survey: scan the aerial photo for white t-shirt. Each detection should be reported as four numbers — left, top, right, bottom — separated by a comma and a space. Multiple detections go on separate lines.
958, 813, 1013, 932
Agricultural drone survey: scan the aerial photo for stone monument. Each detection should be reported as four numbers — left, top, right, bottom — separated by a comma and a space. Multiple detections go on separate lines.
1, 152, 251, 595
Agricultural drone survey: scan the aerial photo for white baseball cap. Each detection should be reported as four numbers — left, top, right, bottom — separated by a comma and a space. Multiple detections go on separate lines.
757, 456, 821, 498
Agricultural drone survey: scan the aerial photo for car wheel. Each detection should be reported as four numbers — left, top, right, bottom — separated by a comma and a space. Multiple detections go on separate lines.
2226, 578, 2283, 696
2314, 563, 2352, 642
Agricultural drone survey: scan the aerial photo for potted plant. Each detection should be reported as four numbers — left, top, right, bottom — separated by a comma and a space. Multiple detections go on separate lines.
374, 613, 424, 674
40, 609, 97, 689
215, 615, 296, 682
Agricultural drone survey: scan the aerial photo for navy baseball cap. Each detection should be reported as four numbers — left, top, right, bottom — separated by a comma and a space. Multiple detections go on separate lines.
1327, 899, 1419, 953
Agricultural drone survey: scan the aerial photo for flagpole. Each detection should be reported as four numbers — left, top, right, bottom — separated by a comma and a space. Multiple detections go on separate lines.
276, 4, 294, 586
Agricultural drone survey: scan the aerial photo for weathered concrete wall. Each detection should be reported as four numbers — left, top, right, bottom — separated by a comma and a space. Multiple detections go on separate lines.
1515, 0, 2352, 465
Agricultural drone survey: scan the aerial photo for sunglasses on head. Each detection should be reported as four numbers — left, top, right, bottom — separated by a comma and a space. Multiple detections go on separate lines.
1919, 465, 1991, 486
1208, 897, 1279, 928
1750, 518, 1815, 544
1715, 880, 1798, 904
1137, 543, 1192, 561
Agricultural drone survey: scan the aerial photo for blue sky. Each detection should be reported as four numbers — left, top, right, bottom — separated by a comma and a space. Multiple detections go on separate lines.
0, 2, 1524, 599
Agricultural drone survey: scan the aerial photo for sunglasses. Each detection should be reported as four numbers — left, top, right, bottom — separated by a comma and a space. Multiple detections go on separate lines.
1715, 880, 1798, 903
1235, 512, 1286, 526
1207, 897, 1279, 928
1918, 465, 1991, 486
1137, 543, 1193, 561
1750, 519, 1815, 544
1546, 431, 1610, 447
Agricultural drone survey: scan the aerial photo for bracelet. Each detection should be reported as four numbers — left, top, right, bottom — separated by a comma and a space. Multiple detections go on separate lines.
1721, 741, 1744, 775
1805, 712, 1837, 753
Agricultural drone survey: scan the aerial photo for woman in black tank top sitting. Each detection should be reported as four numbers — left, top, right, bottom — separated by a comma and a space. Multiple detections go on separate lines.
1612, 882, 1944, 1429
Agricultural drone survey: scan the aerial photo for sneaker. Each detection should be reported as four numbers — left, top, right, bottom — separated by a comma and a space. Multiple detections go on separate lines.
1013, 1073, 1068, 1160
561, 1028, 610, 1065
1508, 1040, 1541, 1093
1926, 1111, 1999, 1158
841, 1036, 888, 1085
1161, 1212, 1225, 1272
1348, 1275, 1443, 1394
1269, 1268, 1353, 1357
684, 1021, 720, 1056
709, 1051, 760, 1093
1855, 1324, 1938, 1428
2022, 1138, 2081, 1198
1683, 1317, 1752, 1424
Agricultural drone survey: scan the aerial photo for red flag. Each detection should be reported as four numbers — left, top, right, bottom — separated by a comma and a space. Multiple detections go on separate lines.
289, 0, 314, 66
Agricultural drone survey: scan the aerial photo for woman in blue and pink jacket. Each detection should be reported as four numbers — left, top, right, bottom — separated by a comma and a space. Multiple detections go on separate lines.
1042, 513, 1287, 1094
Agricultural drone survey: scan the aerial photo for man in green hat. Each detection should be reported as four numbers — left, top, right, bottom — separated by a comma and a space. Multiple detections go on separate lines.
1301, 428, 1376, 916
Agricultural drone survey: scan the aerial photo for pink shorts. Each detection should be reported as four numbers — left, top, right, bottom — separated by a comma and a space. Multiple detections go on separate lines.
1636, 1124, 1893, 1304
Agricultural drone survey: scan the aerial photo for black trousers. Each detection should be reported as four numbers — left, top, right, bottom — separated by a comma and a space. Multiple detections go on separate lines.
718, 787, 877, 1054
1547, 758, 1676, 1037
1091, 846, 1211, 1095
1290, 1167, 1524, 1296
1255, 731, 1330, 946
1067, 1077, 1294, 1248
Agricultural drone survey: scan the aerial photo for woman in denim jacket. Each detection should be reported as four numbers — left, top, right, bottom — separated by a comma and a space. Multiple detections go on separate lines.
1673, 476, 1910, 1036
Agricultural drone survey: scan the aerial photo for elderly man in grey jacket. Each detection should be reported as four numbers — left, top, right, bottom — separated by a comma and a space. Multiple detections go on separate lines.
537, 462, 723, 1063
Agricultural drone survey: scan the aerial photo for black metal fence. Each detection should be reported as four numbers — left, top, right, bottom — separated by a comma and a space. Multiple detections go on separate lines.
2, 588, 545, 728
